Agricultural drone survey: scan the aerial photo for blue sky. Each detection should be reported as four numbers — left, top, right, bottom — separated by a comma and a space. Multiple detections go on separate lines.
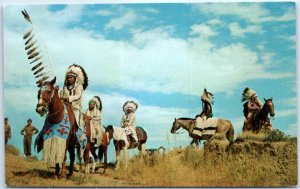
3, 2, 296, 159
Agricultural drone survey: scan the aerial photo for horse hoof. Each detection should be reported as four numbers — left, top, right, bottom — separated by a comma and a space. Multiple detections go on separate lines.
67, 173, 72, 179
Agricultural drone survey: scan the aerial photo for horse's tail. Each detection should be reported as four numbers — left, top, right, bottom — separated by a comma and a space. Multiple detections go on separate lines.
226, 121, 235, 143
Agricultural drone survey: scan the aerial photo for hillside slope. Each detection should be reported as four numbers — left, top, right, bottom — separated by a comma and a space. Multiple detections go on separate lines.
5, 137, 297, 187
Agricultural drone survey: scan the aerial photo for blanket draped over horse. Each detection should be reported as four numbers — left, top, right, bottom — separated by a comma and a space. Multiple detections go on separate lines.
171, 117, 234, 145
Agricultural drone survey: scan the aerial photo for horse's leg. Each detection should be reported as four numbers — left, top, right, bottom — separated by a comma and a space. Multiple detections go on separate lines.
55, 163, 60, 178
90, 144, 98, 173
115, 144, 121, 170
76, 144, 83, 172
59, 143, 69, 178
98, 145, 107, 173
67, 144, 75, 178
123, 146, 128, 168
103, 146, 107, 174
84, 145, 91, 174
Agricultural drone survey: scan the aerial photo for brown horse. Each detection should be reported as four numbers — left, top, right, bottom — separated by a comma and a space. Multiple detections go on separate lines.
89, 132, 109, 174
171, 117, 234, 145
35, 77, 91, 178
243, 98, 275, 133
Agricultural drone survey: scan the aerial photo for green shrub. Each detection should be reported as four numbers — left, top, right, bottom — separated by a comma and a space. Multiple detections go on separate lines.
264, 129, 288, 142
5, 144, 20, 155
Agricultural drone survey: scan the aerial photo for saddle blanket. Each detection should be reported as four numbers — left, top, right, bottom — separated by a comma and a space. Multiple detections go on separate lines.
35, 111, 87, 153
192, 117, 219, 136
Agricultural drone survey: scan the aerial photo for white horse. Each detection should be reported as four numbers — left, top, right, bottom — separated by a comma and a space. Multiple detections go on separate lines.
105, 125, 147, 169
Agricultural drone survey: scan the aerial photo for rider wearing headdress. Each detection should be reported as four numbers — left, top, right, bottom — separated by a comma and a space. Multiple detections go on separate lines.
60, 64, 88, 129
86, 96, 102, 146
195, 89, 214, 136
121, 100, 138, 145
242, 87, 263, 130
197, 88, 214, 119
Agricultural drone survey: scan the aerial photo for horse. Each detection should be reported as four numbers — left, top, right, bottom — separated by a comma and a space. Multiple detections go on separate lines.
171, 117, 234, 145
243, 98, 275, 133
105, 125, 147, 170
35, 77, 91, 178
89, 132, 109, 174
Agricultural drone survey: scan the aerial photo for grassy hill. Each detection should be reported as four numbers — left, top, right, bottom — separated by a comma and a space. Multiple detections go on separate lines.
5, 131, 297, 187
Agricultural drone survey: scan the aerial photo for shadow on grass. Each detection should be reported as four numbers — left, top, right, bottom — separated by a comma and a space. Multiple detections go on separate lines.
13, 169, 56, 178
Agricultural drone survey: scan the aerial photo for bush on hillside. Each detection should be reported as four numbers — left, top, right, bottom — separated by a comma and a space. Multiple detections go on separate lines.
264, 129, 289, 142
5, 144, 20, 156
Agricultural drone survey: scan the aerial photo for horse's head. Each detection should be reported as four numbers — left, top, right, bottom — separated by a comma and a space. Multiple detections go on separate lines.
36, 77, 56, 116
104, 125, 114, 140
264, 97, 275, 117
171, 118, 181, 134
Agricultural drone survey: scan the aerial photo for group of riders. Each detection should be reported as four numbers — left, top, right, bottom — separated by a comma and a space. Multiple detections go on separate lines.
57, 64, 269, 147
196, 87, 271, 132
58, 64, 139, 147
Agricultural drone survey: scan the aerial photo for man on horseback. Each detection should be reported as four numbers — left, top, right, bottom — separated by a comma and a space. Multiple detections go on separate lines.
85, 96, 103, 146
60, 64, 88, 131
121, 100, 138, 146
242, 87, 263, 130
195, 89, 214, 136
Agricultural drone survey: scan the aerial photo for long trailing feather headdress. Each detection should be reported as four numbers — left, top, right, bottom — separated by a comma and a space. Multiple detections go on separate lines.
21, 9, 56, 86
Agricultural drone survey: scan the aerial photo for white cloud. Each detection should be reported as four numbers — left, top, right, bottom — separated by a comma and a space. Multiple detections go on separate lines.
279, 97, 297, 107
4, 5, 293, 99
195, 3, 295, 24
276, 108, 297, 118
144, 8, 159, 14
284, 123, 297, 136
190, 24, 218, 38
279, 35, 296, 50
105, 10, 137, 30
257, 42, 267, 51
229, 22, 263, 37
260, 52, 275, 65
95, 9, 113, 16
207, 18, 222, 25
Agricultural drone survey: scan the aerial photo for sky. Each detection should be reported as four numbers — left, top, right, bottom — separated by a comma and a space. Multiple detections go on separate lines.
2, 2, 297, 160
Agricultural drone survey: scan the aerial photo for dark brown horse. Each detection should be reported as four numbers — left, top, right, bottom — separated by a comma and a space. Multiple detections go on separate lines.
243, 98, 275, 133
35, 77, 91, 178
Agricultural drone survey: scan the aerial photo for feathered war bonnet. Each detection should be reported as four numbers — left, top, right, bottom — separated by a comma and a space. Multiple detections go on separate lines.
241, 87, 257, 102
201, 88, 214, 105
89, 96, 102, 112
64, 64, 88, 90
123, 100, 138, 113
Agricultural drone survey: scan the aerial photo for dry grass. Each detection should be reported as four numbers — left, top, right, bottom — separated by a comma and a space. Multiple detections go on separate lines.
5, 138, 297, 187
5, 144, 20, 156
110, 140, 297, 187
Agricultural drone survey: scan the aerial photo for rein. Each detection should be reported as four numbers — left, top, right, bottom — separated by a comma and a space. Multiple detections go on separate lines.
174, 119, 194, 134
176, 127, 186, 134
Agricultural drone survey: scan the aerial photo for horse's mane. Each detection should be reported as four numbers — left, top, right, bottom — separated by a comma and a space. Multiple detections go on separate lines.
178, 117, 195, 121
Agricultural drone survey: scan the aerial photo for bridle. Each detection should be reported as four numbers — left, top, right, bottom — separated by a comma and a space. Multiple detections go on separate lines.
173, 119, 192, 134
37, 85, 61, 118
